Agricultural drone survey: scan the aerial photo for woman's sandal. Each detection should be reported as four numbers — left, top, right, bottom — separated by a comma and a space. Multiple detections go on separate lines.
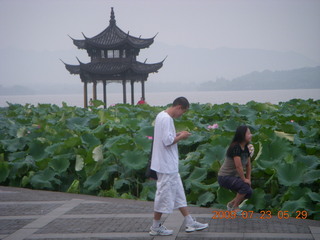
227, 203, 234, 211
234, 209, 243, 216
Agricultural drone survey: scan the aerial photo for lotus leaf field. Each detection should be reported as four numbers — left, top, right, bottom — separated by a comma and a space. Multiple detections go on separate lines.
0, 99, 319, 219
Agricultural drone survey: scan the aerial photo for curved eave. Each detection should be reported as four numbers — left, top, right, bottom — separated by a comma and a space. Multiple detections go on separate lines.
86, 37, 154, 50
132, 61, 163, 74
74, 24, 155, 50
64, 63, 81, 74
73, 39, 86, 49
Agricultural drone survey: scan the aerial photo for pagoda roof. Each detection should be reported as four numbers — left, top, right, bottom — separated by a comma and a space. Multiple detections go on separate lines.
63, 59, 163, 76
71, 8, 156, 50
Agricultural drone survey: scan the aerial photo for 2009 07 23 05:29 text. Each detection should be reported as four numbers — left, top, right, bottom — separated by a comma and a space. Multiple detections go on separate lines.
212, 210, 308, 219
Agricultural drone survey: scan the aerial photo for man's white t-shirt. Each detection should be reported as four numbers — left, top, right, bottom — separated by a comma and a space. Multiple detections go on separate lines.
150, 111, 179, 174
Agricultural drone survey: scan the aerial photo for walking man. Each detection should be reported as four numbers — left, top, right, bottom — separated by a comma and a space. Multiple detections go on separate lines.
149, 97, 208, 236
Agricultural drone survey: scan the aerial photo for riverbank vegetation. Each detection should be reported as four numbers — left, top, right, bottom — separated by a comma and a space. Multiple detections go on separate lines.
0, 99, 319, 219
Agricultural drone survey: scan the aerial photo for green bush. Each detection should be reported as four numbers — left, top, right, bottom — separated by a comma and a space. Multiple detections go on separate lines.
0, 99, 319, 219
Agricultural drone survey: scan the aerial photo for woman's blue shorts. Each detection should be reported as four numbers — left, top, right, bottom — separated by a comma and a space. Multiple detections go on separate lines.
218, 175, 253, 199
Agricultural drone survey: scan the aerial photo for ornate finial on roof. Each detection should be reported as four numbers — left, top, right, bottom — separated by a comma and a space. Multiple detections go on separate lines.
110, 7, 116, 25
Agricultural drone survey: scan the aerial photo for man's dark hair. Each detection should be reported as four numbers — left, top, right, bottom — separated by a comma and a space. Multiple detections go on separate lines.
172, 97, 190, 109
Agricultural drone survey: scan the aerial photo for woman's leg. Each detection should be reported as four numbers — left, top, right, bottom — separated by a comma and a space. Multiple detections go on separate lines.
232, 193, 246, 209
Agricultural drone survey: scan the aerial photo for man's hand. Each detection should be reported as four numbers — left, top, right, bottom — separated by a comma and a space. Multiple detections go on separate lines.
177, 131, 191, 140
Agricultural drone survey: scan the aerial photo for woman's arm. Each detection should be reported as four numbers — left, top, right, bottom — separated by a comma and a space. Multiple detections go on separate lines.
234, 156, 246, 180
246, 158, 251, 180
234, 156, 251, 185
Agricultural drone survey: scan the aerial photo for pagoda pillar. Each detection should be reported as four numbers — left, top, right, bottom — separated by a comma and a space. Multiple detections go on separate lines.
84, 81, 88, 108
141, 79, 145, 100
130, 80, 134, 105
93, 81, 97, 100
103, 80, 107, 108
122, 79, 127, 104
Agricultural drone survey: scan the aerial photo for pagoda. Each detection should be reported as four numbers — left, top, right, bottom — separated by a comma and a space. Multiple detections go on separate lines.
63, 7, 164, 108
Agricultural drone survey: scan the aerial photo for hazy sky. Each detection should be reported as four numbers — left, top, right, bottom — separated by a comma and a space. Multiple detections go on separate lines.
0, 0, 319, 61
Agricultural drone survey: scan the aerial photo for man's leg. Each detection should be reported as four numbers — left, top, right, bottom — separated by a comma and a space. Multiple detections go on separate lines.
150, 173, 174, 236
179, 206, 189, 217
176, 175, 208, 233
154, 211, 162, 221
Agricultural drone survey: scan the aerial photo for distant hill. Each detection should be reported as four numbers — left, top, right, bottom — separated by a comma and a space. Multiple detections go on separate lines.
140, 43, 319, 84
0, 44, 319, 94
198, 66, 320, 91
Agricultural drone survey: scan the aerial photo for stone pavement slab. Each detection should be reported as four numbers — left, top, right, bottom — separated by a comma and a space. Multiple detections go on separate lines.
0, 186, 319, 240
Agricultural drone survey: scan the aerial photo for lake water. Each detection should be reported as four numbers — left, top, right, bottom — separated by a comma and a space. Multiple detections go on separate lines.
0, 89, 319, 108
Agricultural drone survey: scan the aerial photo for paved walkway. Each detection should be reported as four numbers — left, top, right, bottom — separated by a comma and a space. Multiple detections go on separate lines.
0, 186, 319, 240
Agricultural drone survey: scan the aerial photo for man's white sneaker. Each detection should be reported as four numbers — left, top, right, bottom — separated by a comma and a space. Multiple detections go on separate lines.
149, 224, 174, 236
185, 219, 208, 233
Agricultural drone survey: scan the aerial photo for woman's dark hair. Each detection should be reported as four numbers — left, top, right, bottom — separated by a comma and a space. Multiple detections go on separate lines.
172, 97, 190, 110
226, 125, 249, 157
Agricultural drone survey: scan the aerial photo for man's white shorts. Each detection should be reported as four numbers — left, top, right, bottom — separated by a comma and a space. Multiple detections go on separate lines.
154, 172, 187, 214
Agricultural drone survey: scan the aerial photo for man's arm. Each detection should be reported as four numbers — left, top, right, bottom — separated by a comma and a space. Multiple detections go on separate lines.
172, 131, 191, 144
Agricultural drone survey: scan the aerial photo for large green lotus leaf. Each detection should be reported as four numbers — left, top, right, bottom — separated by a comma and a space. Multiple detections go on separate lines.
30, 168, 60, 190
133, 134, 152, 153
83, 168, 109, 191
49, 154, 71, 174
8, 156, 34, 179
216, 187, 235, 205
238, 107, 258, 122
120, 150, 148, 170
139, 126, 154, 137
28, 140, 48, 161
179, 133, 206, 146
197, 191, 215, 207
184, 167, 207, 190
255, 137, 291, 169
114, 179, 131, 190
7, 151, 26, 162
303, 169, 320, 184
64, 136, 81, 148
0, 161, 10, 183
247, 188, 266, 211
174, 119, 195, 132
221, 119, 240, 132
139, 181, 156, 201
255, 118, 277, 127
190, 181, 216, 192
247, 101, 278, 112
275, 162, 307, 186
179, 162, 191, 179
0, 138, 27, 152
90, 99, 105, 108
296, 154, 320, 170
274, 131, 294, 142
81, 134, 100, 149
45, 142, 65, 156
66, 117, 90, 131
122, 118, 141, 131
199, 145, 226, 167
104, 135, 133, 156
209, 134, 232, 149
307, 192, 320, 202
280, 197, 308, 214
280, 186, 311, 203
182, 151, 201, 164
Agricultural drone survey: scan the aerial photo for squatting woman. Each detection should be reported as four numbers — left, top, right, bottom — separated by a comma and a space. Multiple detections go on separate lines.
218, 125, 254, 215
